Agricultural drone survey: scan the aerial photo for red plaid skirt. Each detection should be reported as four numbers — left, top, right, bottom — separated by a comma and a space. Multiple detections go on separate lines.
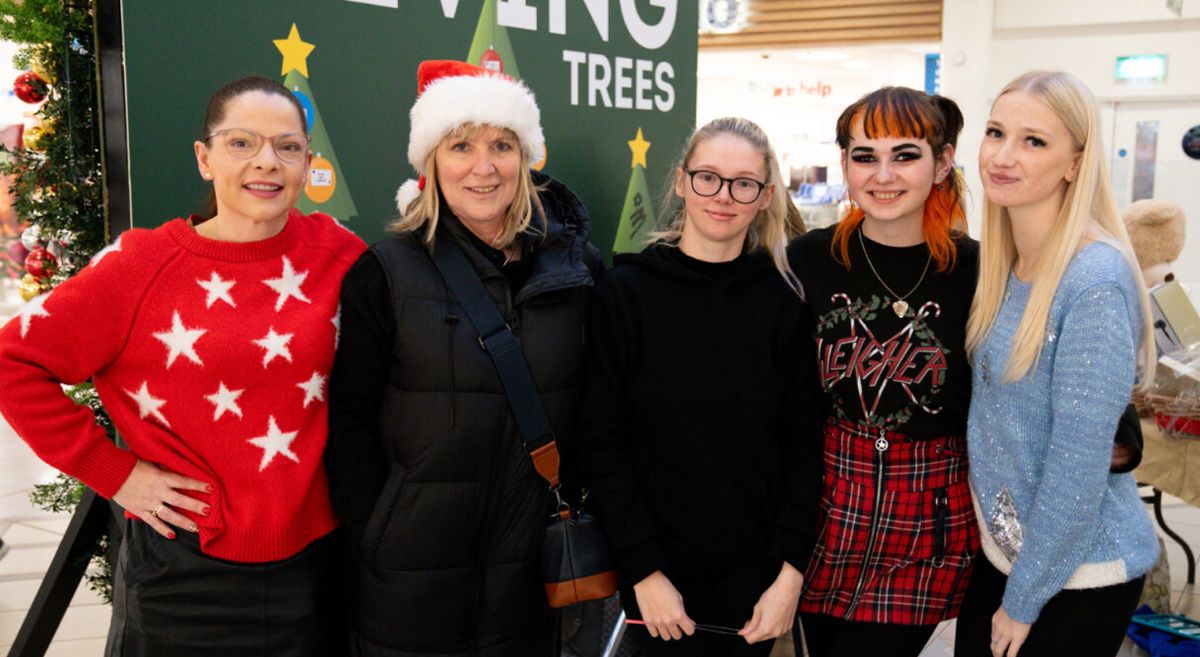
799, 420, 979, 625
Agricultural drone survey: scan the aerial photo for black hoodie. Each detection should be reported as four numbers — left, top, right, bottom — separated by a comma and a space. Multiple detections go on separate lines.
575, 243, 825, 588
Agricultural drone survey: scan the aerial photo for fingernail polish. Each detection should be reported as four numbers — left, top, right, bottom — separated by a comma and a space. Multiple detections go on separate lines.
167, 531, 176, 540
203, 484, 212, 493
201, 506, 210, 516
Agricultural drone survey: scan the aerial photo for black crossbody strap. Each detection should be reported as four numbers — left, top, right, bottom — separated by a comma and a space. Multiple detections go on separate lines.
431, 231, 561, 488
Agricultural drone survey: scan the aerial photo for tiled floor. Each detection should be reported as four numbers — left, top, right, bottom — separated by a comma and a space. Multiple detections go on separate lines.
0, 444, 110, 656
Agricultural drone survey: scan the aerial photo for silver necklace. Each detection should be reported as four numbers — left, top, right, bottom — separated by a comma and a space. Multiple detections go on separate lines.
857, 227, 932, 318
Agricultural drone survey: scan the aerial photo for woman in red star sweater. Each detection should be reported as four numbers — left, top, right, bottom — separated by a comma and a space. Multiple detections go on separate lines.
0, 76, 365, 657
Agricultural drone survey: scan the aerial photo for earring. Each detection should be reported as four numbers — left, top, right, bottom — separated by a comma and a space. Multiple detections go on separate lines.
936, 182, 944, 191
203, 172, 212, 180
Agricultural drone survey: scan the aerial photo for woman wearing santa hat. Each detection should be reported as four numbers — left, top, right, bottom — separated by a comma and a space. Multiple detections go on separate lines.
326, 60, 602, 657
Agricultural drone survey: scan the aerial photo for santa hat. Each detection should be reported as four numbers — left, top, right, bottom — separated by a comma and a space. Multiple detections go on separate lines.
1123, 199, 1186, 269
396, 60, 544, 212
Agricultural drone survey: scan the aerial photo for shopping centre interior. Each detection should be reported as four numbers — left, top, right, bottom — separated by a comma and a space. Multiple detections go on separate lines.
1, 1, 1198, 655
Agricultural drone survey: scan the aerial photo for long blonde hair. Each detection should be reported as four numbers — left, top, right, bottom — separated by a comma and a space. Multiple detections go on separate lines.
652, 117, 806, 296
965, 71, 1156, 390
390, 124, 545, 249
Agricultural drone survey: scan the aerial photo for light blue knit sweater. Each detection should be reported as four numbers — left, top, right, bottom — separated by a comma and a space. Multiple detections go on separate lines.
968, 242, 1159, 624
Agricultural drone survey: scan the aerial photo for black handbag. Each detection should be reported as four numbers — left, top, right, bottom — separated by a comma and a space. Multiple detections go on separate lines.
431, 231, 617, 609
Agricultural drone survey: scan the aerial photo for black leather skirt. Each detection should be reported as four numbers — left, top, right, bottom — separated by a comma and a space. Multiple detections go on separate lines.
105, 519, 345, 657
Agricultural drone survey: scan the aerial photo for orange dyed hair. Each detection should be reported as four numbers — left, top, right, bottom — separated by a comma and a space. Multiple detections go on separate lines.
832, 87, 967, 272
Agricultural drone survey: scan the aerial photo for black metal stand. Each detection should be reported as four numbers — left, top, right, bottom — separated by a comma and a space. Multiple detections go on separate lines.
96, 0, 131, 237
1143, 485, 1196, 586
5, 489, 112, 657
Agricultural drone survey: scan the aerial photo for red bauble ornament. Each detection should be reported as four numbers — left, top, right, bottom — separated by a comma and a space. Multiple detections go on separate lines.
480, 48, 503, 73
14, 71, 48, 104
25, 247, 57, 279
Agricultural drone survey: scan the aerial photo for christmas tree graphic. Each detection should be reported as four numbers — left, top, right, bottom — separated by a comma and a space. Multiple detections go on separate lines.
466, 0, 522, 80
274, 23, 358, 220
612, 128, 653, 254
465, 0, 546, 169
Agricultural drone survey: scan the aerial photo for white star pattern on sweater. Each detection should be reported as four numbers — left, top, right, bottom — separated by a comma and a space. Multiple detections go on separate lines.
297, 371, 326, 408
17, 292, 51, 339
205, 382, 244, 421
253, 328, 293, 367
263, 256, 311, 311
153, 311, 206, 368
125, 381, 169, 426
197, 272, 237, 308
248, 416, 300, 471
89, 235, 122, 267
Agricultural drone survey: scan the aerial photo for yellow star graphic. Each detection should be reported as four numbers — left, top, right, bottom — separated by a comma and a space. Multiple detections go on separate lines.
628, 128, 651, 169
274, 24, 315, 78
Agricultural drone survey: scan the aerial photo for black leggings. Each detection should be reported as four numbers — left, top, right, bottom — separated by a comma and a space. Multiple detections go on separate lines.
954, 556, 1144, 657
798, 612, 937, 657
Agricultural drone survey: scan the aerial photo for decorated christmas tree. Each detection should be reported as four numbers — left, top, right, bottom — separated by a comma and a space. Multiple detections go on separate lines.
274, 23, 358, 221
0, 0, 116, 601
612, 128, 653, 254
466, 0, 522, 79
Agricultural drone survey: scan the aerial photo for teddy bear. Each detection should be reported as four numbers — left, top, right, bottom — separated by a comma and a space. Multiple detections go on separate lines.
1124, 198, 1186, 288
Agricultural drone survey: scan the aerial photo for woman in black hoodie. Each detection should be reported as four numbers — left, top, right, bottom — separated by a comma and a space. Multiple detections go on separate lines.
576, 117, 825, 656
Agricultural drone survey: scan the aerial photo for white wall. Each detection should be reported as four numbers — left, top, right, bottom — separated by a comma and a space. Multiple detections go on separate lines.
993, 0, 1200, 28
989, 30, 1200, 104
941, 0, 995, 237
942, 0, 1200, 291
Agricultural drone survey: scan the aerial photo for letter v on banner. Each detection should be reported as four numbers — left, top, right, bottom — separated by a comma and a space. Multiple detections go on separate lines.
344, 0, 459, 17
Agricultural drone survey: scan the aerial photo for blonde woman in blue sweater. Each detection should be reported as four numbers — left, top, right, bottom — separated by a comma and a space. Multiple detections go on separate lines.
956, 71, 1159, 657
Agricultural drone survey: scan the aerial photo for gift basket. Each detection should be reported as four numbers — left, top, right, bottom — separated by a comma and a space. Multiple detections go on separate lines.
1145, 346, 1200, 438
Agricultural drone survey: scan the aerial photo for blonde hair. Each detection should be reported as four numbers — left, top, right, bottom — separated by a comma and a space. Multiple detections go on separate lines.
652, 117, 806, 296
965, 71, 1156, 390
391, 124, 545, 249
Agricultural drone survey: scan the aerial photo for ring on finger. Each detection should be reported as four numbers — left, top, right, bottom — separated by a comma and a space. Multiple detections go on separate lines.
151, 502, 166, 518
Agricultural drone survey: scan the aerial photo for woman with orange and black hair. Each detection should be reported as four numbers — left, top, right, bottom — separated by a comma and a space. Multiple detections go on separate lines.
787, 87, 979, 657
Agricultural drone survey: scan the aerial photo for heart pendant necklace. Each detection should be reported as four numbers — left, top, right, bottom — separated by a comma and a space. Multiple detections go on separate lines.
858, 228, 932, 319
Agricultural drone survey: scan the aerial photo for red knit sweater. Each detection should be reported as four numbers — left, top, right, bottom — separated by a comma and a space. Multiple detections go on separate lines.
0, 210, 366, 562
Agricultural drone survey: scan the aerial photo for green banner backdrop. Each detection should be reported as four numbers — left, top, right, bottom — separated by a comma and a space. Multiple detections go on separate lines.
119, 0, 698, 253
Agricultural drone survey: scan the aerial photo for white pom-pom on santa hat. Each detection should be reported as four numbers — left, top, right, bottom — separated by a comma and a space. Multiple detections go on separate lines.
395, 178, 422, 214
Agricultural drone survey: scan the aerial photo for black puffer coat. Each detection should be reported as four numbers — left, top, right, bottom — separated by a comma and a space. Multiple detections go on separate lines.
326, 172, 601, 657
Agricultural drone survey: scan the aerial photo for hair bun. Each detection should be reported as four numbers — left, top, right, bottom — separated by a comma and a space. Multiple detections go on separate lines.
930, 95, 964, 147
